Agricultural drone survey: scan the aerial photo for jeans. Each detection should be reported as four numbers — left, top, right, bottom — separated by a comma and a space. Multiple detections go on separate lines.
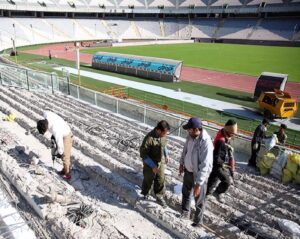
181, 170, 207, 224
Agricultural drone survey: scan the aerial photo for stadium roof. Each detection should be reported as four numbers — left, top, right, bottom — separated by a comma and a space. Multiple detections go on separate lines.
0, 0, 300, 13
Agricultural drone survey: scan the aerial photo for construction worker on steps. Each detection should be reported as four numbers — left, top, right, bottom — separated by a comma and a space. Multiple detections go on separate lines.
37, 111, 73, 180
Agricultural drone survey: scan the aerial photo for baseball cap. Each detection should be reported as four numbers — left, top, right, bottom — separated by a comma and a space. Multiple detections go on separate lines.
183, 117, 202, 130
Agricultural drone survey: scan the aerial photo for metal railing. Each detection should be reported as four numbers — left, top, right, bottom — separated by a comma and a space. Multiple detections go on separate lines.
122, 87, 300, 148
69, 83, 191, 138
67, 83, 300, 150
0, 62, 68, 93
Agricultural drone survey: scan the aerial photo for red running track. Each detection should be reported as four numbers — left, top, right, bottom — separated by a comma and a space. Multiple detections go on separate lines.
23, 43, 300, 100
181, 67, 300, 101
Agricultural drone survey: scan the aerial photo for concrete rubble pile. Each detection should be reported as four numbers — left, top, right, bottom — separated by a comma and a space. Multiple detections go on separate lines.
0, 86, 299, 239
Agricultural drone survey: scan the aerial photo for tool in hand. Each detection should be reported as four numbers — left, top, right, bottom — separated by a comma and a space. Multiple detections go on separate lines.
50, 136, 57, 168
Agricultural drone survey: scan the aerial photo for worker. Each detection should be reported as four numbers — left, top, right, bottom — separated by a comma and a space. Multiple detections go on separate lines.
274, 124, 287, 145
179, 117, 213, 227
206, 119, 238, 203
248, 118, 269, 168
140, 120, 170, 208
37, 111, 73, 180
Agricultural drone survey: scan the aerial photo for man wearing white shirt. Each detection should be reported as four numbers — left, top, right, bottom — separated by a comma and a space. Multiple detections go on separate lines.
179, 117, 213, 227
37, 111, 73, 180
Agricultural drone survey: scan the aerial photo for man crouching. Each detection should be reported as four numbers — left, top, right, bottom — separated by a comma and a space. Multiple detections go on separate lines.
37, 111, 73, 180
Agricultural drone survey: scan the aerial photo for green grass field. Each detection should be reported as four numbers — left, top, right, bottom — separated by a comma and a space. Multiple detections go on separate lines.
82, 43, 300, 82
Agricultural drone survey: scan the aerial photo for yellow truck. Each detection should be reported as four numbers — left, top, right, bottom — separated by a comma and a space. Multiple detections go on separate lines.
258, 89, 298, 119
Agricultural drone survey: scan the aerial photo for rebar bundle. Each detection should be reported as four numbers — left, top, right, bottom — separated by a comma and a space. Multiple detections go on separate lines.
66, 204, 94, 228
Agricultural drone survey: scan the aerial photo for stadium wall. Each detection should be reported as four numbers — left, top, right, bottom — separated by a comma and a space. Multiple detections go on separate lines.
112, 39, 194, 47
213, 39, 300, 47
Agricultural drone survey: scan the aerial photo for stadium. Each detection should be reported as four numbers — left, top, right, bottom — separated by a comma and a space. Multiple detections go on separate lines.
0, 1, 300, 238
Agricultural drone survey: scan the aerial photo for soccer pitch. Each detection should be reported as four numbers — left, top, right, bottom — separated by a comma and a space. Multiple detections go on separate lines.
82, 43, 300, 82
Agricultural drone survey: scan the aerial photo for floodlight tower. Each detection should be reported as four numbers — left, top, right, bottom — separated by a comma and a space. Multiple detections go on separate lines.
12, 23, 17, 63
51, 23, 54, 40
73, 22, 76, 38
30, 24, 34, 43
75, 41, 81, 86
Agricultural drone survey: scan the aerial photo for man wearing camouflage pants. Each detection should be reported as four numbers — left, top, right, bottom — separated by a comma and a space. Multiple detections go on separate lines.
140, 120, 170, 208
